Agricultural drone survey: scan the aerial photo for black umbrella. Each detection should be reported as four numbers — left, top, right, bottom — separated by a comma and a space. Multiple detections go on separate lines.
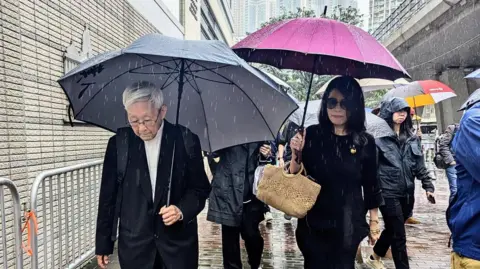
59, 34, 297, 206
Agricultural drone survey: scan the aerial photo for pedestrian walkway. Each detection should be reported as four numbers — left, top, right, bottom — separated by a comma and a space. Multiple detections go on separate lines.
86, 173, 452, 269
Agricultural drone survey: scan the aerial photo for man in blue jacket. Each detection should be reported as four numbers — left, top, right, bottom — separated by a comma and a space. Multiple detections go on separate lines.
449, 101, 480, 268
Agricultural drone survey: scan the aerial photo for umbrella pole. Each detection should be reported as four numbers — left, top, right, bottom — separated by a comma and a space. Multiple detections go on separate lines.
413, 97, 420, 131
300, 56, 318, 128
166, 59, 186, 207
295, 56, 318, 164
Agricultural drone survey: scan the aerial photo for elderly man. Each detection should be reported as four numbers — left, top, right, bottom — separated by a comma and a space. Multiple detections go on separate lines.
95, 81, 211, 269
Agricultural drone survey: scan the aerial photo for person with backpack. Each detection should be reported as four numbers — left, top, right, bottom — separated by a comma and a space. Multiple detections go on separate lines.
436, 123, 460, 203
95, 81, 211, 269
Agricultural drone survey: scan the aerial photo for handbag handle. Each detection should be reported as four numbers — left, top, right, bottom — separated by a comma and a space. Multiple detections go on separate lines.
282, 162, 306, 177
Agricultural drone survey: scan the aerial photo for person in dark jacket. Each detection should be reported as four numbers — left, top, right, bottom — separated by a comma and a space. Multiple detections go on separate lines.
448, 102, 480, 268
207, 142, 273, 269
276, 120, 299, 166
289, 76, 384, 269
95, 82, 211, 269
366, 97, 435, 269
438, 123, 459, 203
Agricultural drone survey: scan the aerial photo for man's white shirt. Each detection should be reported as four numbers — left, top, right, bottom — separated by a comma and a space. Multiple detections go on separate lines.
144, 122, 164, 201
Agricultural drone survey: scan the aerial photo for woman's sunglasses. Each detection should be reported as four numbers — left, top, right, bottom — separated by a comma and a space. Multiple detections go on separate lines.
326, 98, 348, 110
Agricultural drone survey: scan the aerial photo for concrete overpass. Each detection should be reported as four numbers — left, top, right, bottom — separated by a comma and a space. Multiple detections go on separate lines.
373, 0, 480, 131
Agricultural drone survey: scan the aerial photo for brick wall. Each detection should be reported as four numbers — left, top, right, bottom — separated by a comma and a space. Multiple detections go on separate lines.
0, 0, 162, 267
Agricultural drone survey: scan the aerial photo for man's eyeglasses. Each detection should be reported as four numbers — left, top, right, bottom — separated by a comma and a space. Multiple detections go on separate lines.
128, 117, 159, 127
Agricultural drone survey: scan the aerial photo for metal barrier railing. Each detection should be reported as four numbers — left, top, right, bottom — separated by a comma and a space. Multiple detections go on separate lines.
0, 178, 23, 269
30, 160, 103, 269
372, 0, 431, 41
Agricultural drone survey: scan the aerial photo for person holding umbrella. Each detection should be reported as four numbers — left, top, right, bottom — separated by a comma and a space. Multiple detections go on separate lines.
289, 76, 384, 269
95, 81, 211, 269
366, 97, 435, 269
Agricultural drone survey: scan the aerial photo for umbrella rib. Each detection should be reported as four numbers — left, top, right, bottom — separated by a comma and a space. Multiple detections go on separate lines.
183, 74, 201, 94
75, 58, 181, 117
183, 73, 213, 152
160, 60, 182, 90
129, 71, 175, 75
161, 74, 180, 90
75, 69, 139, 117
187, 61, 212, 152
192, 61, 276, 139
194, 76, 234, 85
185, 64, 232, 74
134, 54, 178, 71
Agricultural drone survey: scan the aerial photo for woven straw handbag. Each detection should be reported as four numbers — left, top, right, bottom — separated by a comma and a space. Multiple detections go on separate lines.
256, 163, 321, 218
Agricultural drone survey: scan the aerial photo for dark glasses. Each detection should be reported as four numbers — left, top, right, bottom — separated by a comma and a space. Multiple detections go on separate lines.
326, 98, 348, 110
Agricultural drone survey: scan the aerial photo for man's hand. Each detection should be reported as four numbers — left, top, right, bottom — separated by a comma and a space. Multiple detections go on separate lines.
97, 255, 109, 269
450, 161, 456, 166
159, 205, 183, 226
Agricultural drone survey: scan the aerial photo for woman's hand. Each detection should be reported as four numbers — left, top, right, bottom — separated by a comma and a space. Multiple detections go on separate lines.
290, 130, 306, 161
368, 219, 381, 245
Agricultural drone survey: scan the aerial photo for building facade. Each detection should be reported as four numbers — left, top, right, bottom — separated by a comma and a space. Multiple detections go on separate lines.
232, 0, 248, 39
0, 0, 233, 268
368, 0, 403, 32
200, 0, 235, 45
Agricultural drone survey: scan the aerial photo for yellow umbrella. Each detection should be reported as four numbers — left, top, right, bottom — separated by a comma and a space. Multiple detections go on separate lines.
383, 80, 456, 108
411, 115, 422, 121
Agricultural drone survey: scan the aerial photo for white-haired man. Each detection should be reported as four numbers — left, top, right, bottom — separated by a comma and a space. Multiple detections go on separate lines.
95, 81, 211, 269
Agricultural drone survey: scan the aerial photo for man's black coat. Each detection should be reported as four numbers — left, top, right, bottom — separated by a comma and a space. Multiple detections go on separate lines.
95, 121, 211, 269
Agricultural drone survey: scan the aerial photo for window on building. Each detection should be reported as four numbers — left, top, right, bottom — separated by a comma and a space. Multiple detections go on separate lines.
162, 0, 184, 24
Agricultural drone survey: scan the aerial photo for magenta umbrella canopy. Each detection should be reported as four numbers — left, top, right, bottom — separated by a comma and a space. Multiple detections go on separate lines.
233, 18, 410, 81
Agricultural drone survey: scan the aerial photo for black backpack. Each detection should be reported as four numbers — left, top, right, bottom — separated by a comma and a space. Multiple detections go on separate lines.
110, 125, 196, 241
433, 125, 458, 169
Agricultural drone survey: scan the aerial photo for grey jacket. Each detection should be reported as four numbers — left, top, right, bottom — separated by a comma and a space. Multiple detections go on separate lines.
437, 124, 459, 165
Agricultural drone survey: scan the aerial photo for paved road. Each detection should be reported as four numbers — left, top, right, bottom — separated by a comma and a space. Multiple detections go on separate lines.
87, 171, 452, 269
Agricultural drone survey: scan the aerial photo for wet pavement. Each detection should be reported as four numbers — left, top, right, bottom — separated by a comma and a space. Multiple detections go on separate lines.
90, 171, 452, 269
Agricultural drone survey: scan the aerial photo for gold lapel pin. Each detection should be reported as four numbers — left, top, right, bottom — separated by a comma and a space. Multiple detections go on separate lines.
350, 145, 357, 155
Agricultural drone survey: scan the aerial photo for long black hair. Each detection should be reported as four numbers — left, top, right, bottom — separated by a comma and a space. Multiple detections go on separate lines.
318, 76, 368, 146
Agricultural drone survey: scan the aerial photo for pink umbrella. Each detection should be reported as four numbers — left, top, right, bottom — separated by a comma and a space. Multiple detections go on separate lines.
233, 18, 409, 80
233, 18, 410, 128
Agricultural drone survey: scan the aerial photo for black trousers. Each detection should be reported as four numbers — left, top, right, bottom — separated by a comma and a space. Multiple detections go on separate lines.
373, 196, 414, 269
296, 219, 360, 269
221, 200, 265, 269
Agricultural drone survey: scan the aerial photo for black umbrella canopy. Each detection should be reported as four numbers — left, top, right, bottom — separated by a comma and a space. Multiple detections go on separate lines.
58, 34, 298, 152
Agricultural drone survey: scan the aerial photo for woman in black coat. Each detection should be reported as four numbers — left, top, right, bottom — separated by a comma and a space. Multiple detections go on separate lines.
366, 97, 436, 269
289, 76, 384, 269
